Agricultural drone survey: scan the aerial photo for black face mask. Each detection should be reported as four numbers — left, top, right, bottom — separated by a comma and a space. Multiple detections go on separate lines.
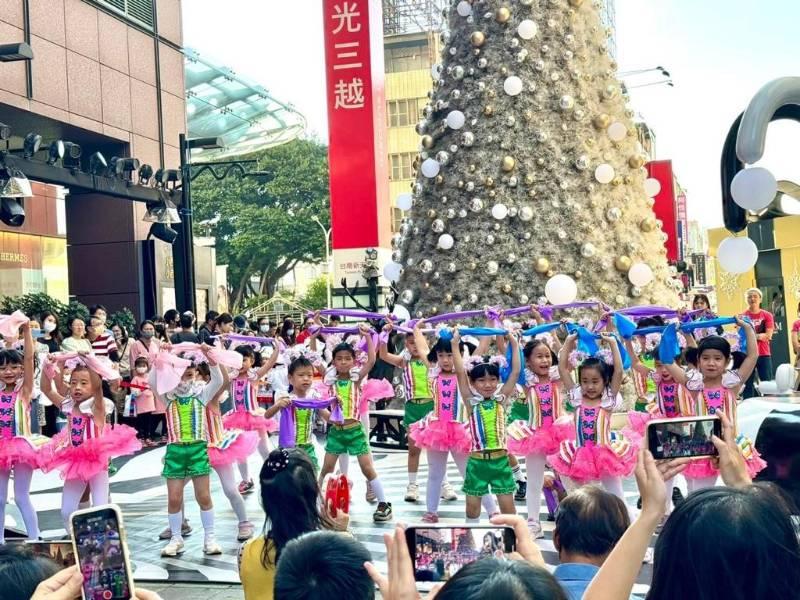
155, 324, 166, 335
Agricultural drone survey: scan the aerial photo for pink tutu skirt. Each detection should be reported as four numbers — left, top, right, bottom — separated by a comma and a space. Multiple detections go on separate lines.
626, 410, 655, 438
359, 378, 395, 414
548, 438, 637, 483
0, 436, 49, 470
43, 425, 141, 482
223, 410, 278, 434
409, 417, 471, 453
683, 435, 767, 479
208, 429, 259, 468
507, 420, 574, 457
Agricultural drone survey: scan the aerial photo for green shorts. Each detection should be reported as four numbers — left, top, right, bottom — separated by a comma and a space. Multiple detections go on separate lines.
163, 441, 210, 479
463, 454, 516, 497
297, 443, 319, 471
507, 401, 530, 423
403, 400, 434, 428
325, 422, 370, 456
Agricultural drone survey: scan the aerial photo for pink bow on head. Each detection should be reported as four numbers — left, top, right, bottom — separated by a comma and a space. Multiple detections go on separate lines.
152, 351, 192, 395
47, 352, 119, 382
0, 310, 29, 338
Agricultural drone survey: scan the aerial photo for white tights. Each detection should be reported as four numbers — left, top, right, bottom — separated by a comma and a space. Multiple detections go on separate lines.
0, 466, 39, 543
237, 432, 272, 482
426, 450, 497, 516
686, 476, 718, 495
338, 413, 371, 476
524, 454, 547, 523
214, 463, 248, 522
61, 472, 109, 531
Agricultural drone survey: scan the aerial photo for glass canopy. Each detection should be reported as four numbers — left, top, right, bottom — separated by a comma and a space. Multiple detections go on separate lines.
184, 48, 306, 159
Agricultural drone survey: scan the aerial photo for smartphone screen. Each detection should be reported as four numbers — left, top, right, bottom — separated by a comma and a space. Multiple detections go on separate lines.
648, 417, 722, 460
71, 506, 133, 600
406, 526, 516, 582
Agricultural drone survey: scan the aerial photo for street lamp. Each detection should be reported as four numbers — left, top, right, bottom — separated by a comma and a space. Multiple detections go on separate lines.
312, 216, 332, 309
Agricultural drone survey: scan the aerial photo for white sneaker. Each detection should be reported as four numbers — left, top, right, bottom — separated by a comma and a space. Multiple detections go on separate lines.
440, 481, 457, 501
365, 480, 377, 504
203, 536, 223, 555
161, 537, 185, 557
527, 519, 544, 540
404, 482, 419, 502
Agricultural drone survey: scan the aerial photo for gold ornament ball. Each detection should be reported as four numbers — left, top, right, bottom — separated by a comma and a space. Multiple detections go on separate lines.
574, 270, 583, 279
500, 66, 508, 76
471, 31, 486, 47
457, 180, 464, 189
421, 135, 434, 149
614, 255, 632, 272
424, 282, 430, 288
628, 155, 645, 169
495, 7, 511, 23
488, 190, 496, 198
623, 175, 633, 185
602, 84, 618, 99
487, 89, 497, 98
600, 284, 610, 295
640, 217, 657, 232
429, 306, 438, 315
546, 269, 555, 278
484, 105, 494, 116
569, 0, 584, 6
593, 114, 610, 129
611, 176, 623, 186
468, 261, 477, 270
469, 164, 477, 172
524, 174, 535, 185
444, 293, 453, 304
435, 175, 444, 185
501, 156, 516, 172
501, 283, 512, 294
427, 209, 437, 218
528, 189, 537, 197
485, 176, 495, 187
534, 257, 550, 273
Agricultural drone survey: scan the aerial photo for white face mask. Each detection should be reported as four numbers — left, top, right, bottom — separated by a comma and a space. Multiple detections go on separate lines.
286, 329, 295, 337
175, 381, 194, 395
259, 325, 270, 334
43, 322, 57, 333
135, 366, 148, 374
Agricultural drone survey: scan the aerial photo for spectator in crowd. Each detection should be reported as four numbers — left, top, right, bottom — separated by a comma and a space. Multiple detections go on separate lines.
584, 412, 800, 600
111, 323, 132, 380
234, 314, 250, 334
88, 304, 114, 337
551, 487, 632, 600
130, 320, 161, 366
238, 449, 349, 600
60, 317, 91, 353
37, 311, 62, 353
151, 316, 168, 341
163, 309, 180, 339
212, 313, 235, 348
256, 317, 272, 337
169, 311, 200, 344
742, 287, 775, 398
275, 531, 374, 600
295, 316, 314, 345
198, 310, 219, 345
279, 318, 297, 347
0, 544, 60, 600
86, 315, 119, 362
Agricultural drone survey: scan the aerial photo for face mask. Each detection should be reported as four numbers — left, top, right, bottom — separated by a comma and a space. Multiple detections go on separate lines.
259, 325, 269, 333
286, 329, 295, 337
175, 381, 193, 395
135, 366, 148, 374
43, 322, 56, 333
141, 331, 154, 339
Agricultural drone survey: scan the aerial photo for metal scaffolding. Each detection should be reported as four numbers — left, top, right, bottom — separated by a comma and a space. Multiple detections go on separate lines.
382, 0, 446, 36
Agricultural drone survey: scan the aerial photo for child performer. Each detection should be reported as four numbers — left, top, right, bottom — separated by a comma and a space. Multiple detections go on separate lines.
662, 319, 765, 492
40, 354, 140, 531
547, 333, 637, 503
265, 349, 331, 471
506, 338, 572, 538
408, 329, 499, 523
451, 328, 521, 521
318, 325, 393, 523
0, 320, 47, 543
225, 343, 280, 494
152, 346, 226, 557
127, 356, 157, 446
379, 322, 435, 503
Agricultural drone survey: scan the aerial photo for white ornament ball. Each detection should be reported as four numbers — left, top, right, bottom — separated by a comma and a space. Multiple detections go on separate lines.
486, 261, 499, 275
456, 0, 472, 17
519, 206, 533, 221
594, 163, 615, 184
431, 218, 445, 233
504, 76, 523, 96
581, 243, 596, 258
430, 64, 442, 79
644, 177, 662, 197
731, 167, 777, 211
419, 259, 433, 273
470, 198, 484, 212
437, 233, 454, 250
517, 19, 538, 40
383, 262, 402, 282
545, 274, 578, 305
559, 94, 575, 110
717, 236, 758, 274
446, 110, 466, 130
606, 207, 621, 221
421, 158, 440, 178
491, 203, 509, 219
396, 193, 413, 211
607, 121, 627, 141
399, 289, 414, 304
628, 262, 654, 287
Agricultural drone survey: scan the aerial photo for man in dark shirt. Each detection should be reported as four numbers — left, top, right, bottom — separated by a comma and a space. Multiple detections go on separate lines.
169, 311, 200, 344
198, 310, 219, 345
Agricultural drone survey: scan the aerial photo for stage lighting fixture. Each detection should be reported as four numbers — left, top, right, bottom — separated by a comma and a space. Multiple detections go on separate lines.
0, 197, 25, 226
138, 164, 154, 185
88, 152, 107, 175
23, 133, 42, 159
107, 156, 120, 177
164, 169, 180, 190
62, 142, 82, 168
147, 222, 178, 244
0, 42, 33, 62
47, 140, 65, 165
0, 123, 10, 141
115, 157, 140, 181
153, 168, 165, 188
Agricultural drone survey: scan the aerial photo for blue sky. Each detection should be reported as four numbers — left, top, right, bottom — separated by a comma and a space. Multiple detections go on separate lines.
183, 0, 800, 227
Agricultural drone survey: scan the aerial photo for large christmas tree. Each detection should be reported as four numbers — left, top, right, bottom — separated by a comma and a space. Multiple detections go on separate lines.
390, 0, 679, 317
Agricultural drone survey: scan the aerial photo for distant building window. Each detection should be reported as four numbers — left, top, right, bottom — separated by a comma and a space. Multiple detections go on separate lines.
92, 0, 155, 29
384, 44, 428, 73
387, 98, 424, 127
392, 207, 403, 232
389, 153, 415, 181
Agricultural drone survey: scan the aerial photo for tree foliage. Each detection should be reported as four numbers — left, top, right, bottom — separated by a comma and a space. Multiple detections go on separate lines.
1, 292, 89, 336
299, 276, 330, 311
191, 138, 330, 310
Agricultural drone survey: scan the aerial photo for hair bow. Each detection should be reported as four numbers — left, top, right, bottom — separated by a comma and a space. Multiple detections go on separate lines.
263, 449, 290, 476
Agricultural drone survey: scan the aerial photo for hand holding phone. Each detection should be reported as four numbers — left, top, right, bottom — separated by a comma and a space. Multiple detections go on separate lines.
647, 416, 722, 460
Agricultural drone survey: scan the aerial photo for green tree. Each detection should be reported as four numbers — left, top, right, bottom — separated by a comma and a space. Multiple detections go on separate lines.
1, 292, 89, 336
299, 276, 330, 311
192, 138, 330, 310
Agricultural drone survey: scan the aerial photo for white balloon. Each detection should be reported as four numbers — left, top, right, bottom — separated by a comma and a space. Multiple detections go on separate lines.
545, 274, 578, 305
446, 110, 466, 130
594, 163, 615, 184
430, 63, 442, 79
437, 233, 454, 249
395, 193, 413, 211
491, 203, 508, 219
383, 262, 402, 282
504, 76, 523, 96
644, 177, 661, 197
628, 262, 654, 287
392, 304, 411, 322
421, 158, 440, 178
731, 167, 777, 211
607, 121, 627, 141
456, 0, 472, 16
517, 19, 538, 40
717, 236, 758, 274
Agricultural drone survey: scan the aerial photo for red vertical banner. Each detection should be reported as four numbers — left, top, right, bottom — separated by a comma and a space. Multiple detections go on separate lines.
647, 160, 678, 262
323, 0, 389, 251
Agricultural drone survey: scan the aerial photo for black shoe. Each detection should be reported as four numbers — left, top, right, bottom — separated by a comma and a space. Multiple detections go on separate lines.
672, 486, 685, 508
514, 480, 527, 501
636, 496, 642, 510
373, 502, 393, 522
